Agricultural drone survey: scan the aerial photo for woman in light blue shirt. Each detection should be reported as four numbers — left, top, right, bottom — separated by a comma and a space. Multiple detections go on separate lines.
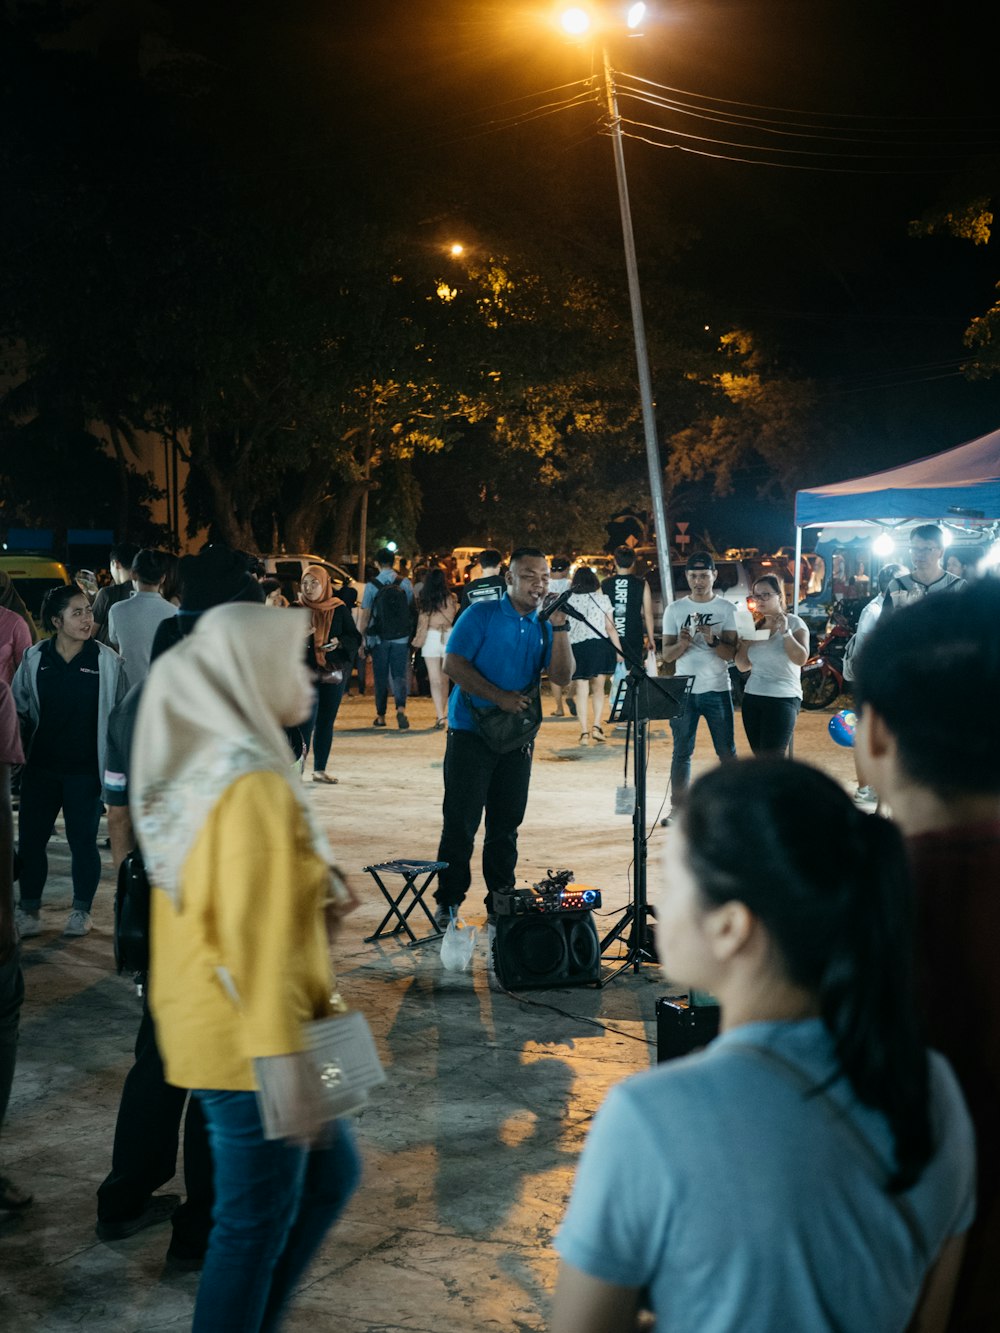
554, 758, 975, 1333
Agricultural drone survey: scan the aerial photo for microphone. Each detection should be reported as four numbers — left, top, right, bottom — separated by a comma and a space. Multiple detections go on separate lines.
538, 588, 574, 622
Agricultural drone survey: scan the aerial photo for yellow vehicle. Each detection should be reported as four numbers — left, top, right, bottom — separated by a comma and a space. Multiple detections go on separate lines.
0, 554, 73, 636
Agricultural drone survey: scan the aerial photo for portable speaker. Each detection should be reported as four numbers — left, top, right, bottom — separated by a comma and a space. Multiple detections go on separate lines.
492, 910, 600, 989
655, 995, 721, 1062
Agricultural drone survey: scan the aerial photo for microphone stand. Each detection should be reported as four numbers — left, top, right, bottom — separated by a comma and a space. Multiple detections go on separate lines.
553, 597, 690, 986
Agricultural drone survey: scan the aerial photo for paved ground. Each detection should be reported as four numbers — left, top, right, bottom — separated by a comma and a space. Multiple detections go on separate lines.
0, 687, 858, 1331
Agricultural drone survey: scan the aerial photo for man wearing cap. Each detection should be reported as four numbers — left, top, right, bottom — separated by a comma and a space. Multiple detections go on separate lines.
661, 552, 738, 814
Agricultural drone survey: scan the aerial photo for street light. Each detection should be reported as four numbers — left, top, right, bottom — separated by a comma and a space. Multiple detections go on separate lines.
558, 5, 673, 603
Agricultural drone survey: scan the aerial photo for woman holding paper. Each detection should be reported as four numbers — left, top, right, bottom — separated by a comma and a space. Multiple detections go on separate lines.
733, 574, 809, 757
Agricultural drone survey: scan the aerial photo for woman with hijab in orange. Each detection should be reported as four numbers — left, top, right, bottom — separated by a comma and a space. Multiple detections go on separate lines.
297, 566, 360, 784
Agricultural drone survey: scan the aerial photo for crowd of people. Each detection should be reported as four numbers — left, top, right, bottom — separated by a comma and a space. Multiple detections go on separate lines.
0, 528, 996, 1331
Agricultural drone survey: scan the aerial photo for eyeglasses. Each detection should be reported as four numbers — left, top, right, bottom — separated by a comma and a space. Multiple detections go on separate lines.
909, 544, 941, 555
753, 589, 777, 599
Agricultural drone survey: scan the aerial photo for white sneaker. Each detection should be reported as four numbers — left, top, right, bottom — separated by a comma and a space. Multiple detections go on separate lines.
63, 909, 92, 937
15, 908, 42, 939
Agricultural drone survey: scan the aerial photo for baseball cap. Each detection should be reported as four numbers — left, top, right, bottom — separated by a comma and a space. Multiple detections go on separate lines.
685, 551, 716, 571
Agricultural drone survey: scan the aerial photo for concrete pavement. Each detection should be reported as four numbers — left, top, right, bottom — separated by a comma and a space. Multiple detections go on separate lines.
0, 690, 857, 1330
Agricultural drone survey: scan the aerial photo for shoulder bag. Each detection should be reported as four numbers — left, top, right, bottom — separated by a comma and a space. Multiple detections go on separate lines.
462, 683, 543, 754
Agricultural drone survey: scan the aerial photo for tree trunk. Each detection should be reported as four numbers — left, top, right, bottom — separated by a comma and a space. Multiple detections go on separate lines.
189, 426, 259, 551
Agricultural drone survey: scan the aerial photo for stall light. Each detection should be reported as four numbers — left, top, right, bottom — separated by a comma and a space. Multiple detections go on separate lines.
872, 532, 895, 557
983, 541, 1000, 570
626, 2, 647, 28
940, 528, 954, 548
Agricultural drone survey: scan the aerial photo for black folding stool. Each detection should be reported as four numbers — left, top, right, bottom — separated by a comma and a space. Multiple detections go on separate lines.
362, 858, 449, 946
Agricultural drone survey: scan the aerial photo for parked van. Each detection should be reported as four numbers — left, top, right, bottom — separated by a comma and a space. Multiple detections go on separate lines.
452, 546, 493, 580
0, 554, 73, 635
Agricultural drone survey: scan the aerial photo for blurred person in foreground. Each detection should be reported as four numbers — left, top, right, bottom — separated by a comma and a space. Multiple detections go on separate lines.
132, 603, 361, 1332
0, 570, 37, 647
96, 548, 270, 1262
0, 679, 30, 1212
855, 579, 1000, 1329
553, 759, 974, 1333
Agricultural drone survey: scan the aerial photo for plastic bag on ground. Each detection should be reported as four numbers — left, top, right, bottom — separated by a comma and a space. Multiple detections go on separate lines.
440, 912, 478, 971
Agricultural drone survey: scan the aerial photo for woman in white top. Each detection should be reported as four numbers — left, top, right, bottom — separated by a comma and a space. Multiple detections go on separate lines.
734, 574, 809, 756
566, 567, 622, 746
547, 557, 573, 717
412, 568, 459, 729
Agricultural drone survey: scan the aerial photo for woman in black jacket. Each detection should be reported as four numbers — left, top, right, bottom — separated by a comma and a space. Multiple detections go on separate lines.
298, 566, 360, 784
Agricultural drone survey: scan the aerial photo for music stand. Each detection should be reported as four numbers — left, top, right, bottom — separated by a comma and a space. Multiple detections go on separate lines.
547, 593, 691, 986
601, 668, 692, 984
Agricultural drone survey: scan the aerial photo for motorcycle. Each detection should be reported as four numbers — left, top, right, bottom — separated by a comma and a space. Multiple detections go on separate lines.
800, 609, 854, 710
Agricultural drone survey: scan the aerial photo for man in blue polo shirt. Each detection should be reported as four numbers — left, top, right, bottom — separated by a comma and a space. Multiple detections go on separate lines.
434, 548, 572, 925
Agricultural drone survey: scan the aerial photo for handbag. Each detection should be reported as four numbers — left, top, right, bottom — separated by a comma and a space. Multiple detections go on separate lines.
316, 665, 345, 686
462, 683, 543, 754
216, 970, 386, 1138
255, 1006, 387, 1136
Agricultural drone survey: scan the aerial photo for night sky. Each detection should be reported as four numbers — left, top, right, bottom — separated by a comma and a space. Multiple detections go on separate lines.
11, 0, 1000, 550
332, 0, 1000, 542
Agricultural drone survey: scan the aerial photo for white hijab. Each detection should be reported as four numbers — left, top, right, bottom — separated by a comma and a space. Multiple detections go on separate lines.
132, 603, 331, 905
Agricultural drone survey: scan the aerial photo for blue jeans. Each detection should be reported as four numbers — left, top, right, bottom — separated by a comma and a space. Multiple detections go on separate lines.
669, 689, 736, 798
370, 639, 409, 716
193, 1092, 361, 1333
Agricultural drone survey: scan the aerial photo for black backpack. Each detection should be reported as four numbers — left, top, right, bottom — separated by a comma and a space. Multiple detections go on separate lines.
368, 576, 411, 640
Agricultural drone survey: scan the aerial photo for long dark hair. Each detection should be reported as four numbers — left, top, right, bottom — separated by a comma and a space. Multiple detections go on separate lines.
680, 758, 932, 1192
418, 566, 451, 614
40, 584, 87, 633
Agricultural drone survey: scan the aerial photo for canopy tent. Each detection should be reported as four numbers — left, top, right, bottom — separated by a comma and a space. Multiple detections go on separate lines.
792, 426, 1000, 613
794, 426, 1000, 528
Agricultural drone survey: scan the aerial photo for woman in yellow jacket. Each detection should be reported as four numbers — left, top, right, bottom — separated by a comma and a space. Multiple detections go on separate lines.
132, 603, 361, 1333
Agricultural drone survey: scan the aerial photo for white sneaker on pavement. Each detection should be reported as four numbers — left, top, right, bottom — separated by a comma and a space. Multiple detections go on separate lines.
15, 908, 42, 939
63, 909, 92, 938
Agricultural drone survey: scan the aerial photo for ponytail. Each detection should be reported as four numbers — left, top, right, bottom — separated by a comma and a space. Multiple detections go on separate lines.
818, 810, 931, 1190
682, 759, 933, 1192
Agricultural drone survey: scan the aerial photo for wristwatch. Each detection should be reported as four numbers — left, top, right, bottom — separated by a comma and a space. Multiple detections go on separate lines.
552, 624, 569, 632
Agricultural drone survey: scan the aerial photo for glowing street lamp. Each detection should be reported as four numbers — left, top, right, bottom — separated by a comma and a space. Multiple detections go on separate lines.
449, 242, 465, 256
558, 5, 673, 600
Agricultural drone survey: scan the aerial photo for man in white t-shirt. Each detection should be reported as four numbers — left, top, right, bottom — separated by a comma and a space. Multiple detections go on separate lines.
661, 551, 738, 815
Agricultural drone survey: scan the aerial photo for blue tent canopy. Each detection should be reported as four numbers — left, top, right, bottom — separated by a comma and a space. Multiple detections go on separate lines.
794, 426, 1000, 528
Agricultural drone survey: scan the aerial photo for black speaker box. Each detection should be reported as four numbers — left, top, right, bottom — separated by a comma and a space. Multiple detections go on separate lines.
655, 996, 721, 1062
492, 910, 600, 989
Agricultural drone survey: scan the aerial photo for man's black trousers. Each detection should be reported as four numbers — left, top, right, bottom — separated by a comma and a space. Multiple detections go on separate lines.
96, 998, 213, 1252
435, 729, 533, 914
